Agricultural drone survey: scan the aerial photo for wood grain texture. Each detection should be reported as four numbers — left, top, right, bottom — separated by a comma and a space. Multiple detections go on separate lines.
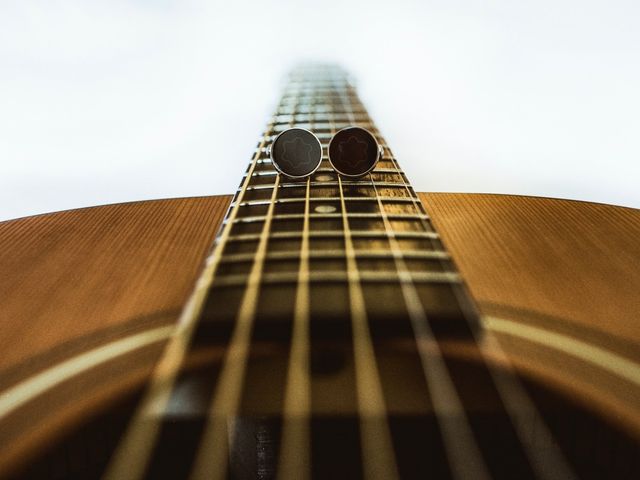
0, 196, 229, 382
420, 193, 640, 348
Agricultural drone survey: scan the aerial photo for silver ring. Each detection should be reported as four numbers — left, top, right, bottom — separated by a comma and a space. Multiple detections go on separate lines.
269, 127, 323, 179
328, 126, 383, 178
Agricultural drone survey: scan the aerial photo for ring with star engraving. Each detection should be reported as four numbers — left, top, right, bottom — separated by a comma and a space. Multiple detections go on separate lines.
328, 126, 383, 178
268, 127, 323, 178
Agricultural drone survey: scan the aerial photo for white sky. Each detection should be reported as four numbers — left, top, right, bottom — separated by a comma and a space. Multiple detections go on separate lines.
1, 0, 639, 221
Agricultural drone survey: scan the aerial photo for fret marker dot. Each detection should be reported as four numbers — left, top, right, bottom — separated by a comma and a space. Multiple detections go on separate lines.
315, 205, 336, 214
315, 174, 334, 182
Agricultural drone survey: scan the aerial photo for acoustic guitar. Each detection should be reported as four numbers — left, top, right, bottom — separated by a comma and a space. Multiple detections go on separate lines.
0, 65, 638, 479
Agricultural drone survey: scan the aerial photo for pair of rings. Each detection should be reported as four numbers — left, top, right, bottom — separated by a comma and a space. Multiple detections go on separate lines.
268, 126, 383, 179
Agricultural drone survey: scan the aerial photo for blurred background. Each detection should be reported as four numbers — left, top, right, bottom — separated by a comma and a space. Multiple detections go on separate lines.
1, 0, 638, 221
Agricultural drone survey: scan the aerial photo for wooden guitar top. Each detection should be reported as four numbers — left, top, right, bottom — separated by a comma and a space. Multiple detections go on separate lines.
0, 193, 638, 477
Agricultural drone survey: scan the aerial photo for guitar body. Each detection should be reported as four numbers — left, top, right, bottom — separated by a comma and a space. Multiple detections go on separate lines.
1, 193, 638, 478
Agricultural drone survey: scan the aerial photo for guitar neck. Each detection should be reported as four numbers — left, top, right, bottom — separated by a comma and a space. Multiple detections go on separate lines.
104, 64, 486, 480
200, 65, 480, 338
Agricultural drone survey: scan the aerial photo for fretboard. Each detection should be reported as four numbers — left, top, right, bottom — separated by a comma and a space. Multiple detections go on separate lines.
104, 64, 490, 480
200, 65, 480, 340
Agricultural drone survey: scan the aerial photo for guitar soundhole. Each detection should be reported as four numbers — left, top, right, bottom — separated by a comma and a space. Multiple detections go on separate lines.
9, 358, 640, 480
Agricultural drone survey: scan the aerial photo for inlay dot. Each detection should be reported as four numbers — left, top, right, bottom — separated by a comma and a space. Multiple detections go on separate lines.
315, 174, 334, 182
315, 205, 336, 214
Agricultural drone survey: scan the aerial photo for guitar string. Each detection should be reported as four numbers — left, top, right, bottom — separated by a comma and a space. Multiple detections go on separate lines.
186, 88, 300, 479
336, 86, 491, 480
474, 329, 578, 480
102, 126, 274, 480
276, 92, 313, 480
334, 77, 400, 480
350, 85, 576, 479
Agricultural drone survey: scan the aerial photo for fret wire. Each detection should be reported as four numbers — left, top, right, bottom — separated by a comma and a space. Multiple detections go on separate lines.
219, 249, 450, 264
103, 126, 276, 480
226, 230, 440, 243
234, 196, 418, 207
229, 212, 429, 225
332, 105, 400, 479
208, 270, 462, 288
